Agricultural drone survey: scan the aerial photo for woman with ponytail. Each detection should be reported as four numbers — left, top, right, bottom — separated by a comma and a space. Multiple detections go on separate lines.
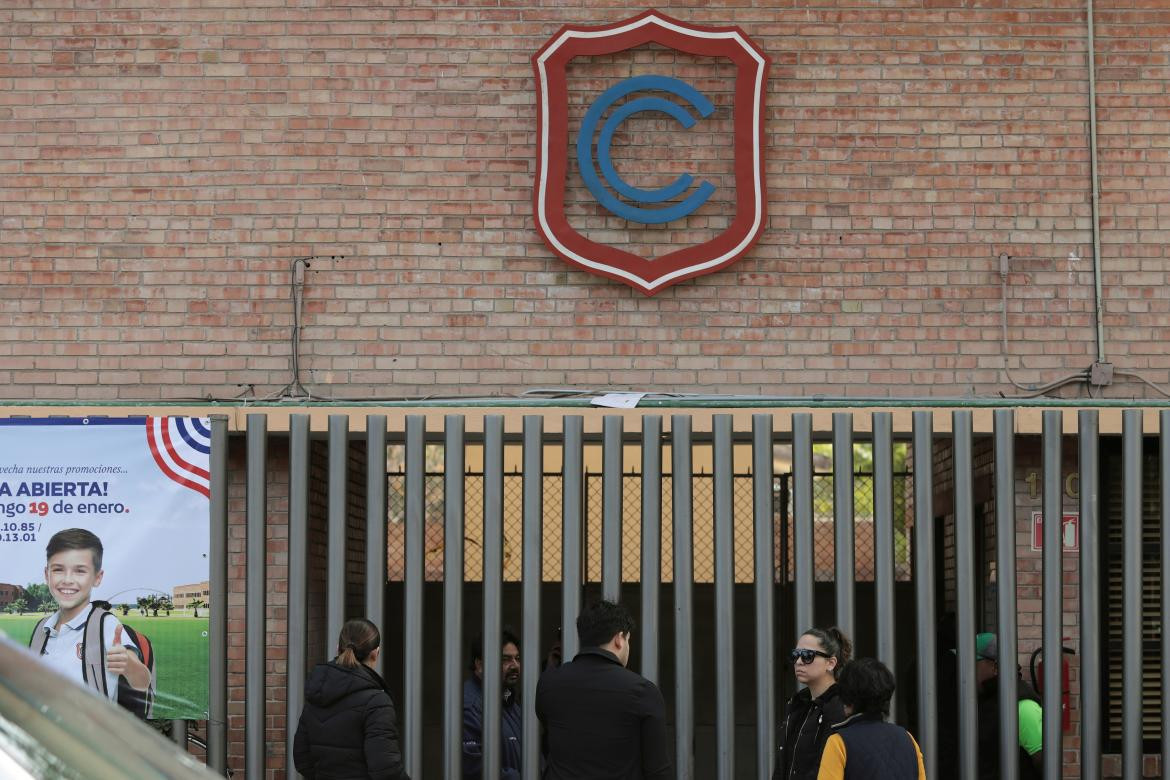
772, 626, 851, 780
293, 619, 410, 780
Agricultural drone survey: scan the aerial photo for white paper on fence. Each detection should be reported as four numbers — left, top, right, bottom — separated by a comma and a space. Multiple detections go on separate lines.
589, 393, 647, 409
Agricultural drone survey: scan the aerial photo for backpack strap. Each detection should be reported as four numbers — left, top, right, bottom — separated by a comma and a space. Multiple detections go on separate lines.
81, 603, 111, 697
28, 615, 53, 655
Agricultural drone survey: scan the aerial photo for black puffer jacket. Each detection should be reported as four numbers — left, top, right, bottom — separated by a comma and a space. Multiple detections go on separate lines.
293, 661, 410, 780
773, 684, 847, 780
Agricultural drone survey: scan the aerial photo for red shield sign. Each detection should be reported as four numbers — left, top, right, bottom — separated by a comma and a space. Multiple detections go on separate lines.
533, 10, 770, 295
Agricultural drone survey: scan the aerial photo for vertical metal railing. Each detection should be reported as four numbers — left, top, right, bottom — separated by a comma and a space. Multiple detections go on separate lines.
403, 415, 425, 777
713, 415, 735, 779
366, 415, 387, 672
752, 413, 775, 780
521, 416, 543, 780
994, 409, 1019, 780
671, 414, 695, 779
602, 415, 623, 602
793, 413, 815, 636
1163, 411, 1170, 780
832, 412, 855, 639
482, 415, 505, 780
954, 410, 978, 780
1079, 410, 1101, 780
245, 414, 267, 780
872, 412, 896, 702
912, 411, 937, 780
208, 415, 229, 775
562, 416, 584, 662
1122, 409, 1143, 777
201, 406, 1170, 779
327, 415, 348, 646
641, 415, 663, 685
1041, 410, 1063, 780
286, 415, 310, 779
443, 415, 466, 778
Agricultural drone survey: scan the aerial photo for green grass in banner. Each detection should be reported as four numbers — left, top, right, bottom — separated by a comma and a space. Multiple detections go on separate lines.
0, 614, 39, 644
0, 612, 209, 720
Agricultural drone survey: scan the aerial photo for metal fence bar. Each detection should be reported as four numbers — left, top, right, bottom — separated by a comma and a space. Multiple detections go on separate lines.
443, 415, 466, 779
953, 410, 978, 780
713, 415, 735, 780
872, 413, 896, 682
911, 411, 937, 780
245, 414, 267, 780
287, 415, 310, 779
403, 415, 425, 778
1122, 409, 1142, 778
208, 415, 229, 776
671, 414, 695, 779
994, 409, 1019, 780
1162, 410, 1170, 780
1079, 410, 1101, 780
752, 413, 776, 780
832, 412, 855, 638
521, 415, 543, 780
1041, 410, 1062, 780
641, 415, 663, 684
793, 413, 815, 634
365, 415, 387, 673
602, 415, 623, 602
482, 415, 505, 780
562, 416, 584, 662
172, 720, 187, 749
327, 415, 348, 645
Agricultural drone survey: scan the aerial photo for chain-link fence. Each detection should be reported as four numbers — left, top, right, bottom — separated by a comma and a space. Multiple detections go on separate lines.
386, 468, 911, 584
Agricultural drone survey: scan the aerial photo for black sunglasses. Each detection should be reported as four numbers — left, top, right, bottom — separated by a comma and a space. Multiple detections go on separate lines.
790, 648, 832, 665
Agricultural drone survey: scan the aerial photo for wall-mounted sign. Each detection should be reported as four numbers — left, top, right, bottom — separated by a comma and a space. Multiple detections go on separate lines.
0, 417, 211, 720
1030, 511, 1079, 552
533, 10, 771, 294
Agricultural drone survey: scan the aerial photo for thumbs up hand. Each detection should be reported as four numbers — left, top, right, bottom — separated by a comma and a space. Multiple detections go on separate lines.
105, 623, 149, 690
105, 624, 131, 675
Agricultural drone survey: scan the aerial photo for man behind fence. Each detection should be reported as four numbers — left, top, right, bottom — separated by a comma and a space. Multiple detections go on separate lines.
535, 600, 671, 779
462, 629, 523, 779
975, 633, 1044, 780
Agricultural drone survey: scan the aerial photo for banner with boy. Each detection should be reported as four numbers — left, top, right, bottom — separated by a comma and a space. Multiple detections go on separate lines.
0, 416, 211, 720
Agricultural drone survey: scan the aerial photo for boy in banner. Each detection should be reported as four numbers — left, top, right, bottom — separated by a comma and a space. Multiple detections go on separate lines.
29, 528, 153, 716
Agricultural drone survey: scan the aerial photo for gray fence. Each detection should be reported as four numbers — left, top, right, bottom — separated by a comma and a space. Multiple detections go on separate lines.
202, 408, 1170, 780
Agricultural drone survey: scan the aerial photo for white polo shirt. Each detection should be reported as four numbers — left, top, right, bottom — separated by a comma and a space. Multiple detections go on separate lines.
36, 606, 139, 701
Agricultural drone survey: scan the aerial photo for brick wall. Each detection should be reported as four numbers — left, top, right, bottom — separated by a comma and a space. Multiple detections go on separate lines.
2, 1, 1169, 400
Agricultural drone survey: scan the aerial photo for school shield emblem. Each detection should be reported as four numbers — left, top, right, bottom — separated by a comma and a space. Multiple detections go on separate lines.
533, 11, 770, 295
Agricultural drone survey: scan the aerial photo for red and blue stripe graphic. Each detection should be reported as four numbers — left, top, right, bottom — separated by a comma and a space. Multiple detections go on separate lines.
145, 416, 211, 498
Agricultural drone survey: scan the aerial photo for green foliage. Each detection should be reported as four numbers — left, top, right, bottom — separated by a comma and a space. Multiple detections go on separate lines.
22, 583, 54, 612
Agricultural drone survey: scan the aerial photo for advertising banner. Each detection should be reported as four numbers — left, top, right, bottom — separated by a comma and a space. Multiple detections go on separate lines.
0, 417, 211, 720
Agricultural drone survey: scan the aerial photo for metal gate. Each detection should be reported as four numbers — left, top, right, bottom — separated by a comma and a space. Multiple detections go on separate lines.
201, 408, 1169, 780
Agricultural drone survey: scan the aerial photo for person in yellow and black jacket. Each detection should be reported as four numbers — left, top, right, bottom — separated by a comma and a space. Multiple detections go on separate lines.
816, 657, 925, 780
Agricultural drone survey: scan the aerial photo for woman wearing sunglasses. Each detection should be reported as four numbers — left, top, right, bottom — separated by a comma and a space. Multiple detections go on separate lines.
772, 627, 851, 780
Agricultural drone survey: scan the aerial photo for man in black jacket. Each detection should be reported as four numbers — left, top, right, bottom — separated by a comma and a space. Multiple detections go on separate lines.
535, 600, 672, 779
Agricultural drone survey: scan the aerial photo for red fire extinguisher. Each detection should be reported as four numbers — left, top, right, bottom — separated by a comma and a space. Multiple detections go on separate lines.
1029, 642, 1075, 732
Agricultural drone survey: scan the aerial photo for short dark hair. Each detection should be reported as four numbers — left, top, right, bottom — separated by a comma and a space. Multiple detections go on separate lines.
576, 600, 635, 648
836, 657, 896, 718
469, 628, 521, 671
46, 528, 104, 571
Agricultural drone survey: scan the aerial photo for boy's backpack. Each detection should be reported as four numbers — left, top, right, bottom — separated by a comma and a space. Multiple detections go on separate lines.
29, 600, 156, 719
